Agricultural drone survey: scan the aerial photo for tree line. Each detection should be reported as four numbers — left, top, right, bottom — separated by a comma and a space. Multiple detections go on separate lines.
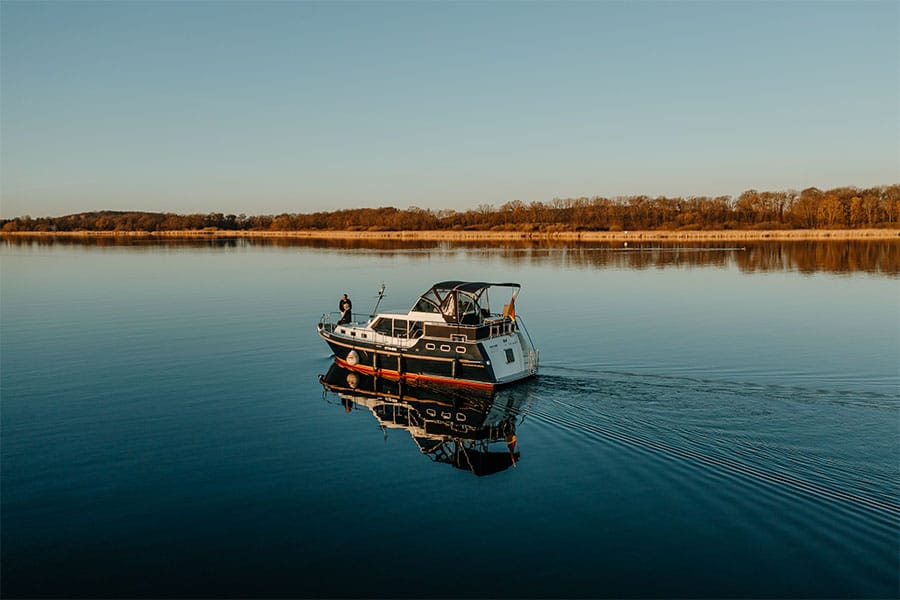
3, 184, 898, 233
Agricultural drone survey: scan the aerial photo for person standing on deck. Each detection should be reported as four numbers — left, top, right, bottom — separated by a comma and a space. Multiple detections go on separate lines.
338, 293, 352, 324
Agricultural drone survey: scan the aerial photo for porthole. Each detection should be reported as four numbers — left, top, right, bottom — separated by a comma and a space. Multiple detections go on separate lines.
456, 346, 466, 354
425, 343, 436, 351
440, 345, 451, 352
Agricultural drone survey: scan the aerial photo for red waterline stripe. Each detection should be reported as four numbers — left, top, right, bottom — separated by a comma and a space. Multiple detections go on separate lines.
334, 357, 496, 391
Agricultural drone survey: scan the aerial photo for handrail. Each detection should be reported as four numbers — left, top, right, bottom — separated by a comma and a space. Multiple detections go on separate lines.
514, 315, 540, 373
321, 311, 364, 327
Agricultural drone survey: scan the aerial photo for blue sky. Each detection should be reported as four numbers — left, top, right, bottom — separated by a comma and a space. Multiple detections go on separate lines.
1, 0, 897, 218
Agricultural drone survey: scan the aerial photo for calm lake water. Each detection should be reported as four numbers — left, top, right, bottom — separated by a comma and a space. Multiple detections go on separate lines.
2, 237, 898, 598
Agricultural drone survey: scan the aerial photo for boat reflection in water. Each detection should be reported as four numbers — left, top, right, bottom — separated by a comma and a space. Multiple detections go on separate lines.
319, 361, 535, 476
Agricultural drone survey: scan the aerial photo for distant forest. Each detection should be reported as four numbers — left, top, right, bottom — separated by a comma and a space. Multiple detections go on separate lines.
3, 185, 899, 233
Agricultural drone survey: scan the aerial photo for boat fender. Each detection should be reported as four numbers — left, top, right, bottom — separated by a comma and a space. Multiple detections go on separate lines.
346, 350, 360, 366
346, 372, 359, 389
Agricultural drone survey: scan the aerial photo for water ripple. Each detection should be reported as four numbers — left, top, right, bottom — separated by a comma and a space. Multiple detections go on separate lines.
521, 372, 900, 527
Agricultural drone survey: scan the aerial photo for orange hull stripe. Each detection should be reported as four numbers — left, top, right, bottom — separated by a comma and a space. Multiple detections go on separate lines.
334, 357, 495, 391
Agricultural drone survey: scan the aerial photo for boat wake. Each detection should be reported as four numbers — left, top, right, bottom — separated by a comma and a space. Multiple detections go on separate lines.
520, 371, 900, 527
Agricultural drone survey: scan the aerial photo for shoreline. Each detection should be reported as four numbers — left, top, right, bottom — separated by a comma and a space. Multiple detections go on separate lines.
2, 228, 898, 242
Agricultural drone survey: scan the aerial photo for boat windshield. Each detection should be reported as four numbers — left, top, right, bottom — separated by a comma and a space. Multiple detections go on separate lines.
413, 289, 444, 313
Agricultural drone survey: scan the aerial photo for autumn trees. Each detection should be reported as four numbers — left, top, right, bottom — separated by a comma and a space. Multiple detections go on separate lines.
2, 185, 898, 233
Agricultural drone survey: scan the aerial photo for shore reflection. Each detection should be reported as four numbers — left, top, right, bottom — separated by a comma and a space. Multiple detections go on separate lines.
319, 362, 535, 476
4, 236, 897, 275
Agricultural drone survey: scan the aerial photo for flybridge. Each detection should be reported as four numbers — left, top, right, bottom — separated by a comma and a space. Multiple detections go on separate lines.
409, 281, 521, 325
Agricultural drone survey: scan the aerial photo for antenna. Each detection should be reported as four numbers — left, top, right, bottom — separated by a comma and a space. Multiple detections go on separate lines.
370, 283, 386, 318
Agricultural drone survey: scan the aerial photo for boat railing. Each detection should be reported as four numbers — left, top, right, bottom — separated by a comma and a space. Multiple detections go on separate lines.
482, 315, 516, 337
513, 315, 540, 374
318, 311, 364, 332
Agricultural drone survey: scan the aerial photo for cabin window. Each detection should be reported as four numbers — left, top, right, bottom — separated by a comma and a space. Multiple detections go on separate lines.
505, 348, 515, 363
372, 318, 393, 336
392, 319, 408, 338
409, 321, 423, 338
